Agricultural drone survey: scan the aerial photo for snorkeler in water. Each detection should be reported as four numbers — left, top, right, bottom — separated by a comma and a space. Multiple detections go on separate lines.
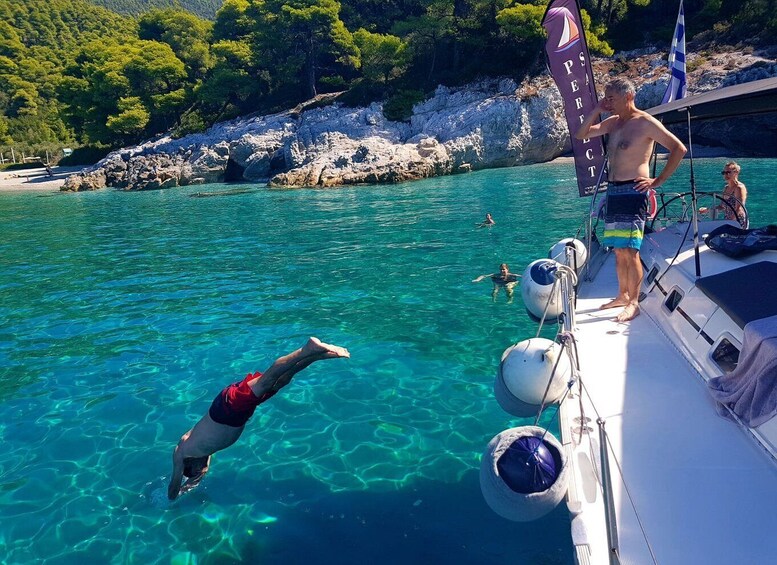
167, 337, 350, 500
472, 263, 521, 302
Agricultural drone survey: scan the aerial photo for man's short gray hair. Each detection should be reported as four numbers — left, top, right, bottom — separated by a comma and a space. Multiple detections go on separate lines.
606, 77, 635, 97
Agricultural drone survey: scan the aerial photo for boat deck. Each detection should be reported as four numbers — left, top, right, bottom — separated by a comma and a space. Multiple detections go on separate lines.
563, 252, 777, 564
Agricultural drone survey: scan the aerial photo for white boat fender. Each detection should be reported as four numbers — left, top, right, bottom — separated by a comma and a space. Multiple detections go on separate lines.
494, 338, 571, 417
480, 426, 569, 521
521, 259, 563, 320
548, 238, 587, 272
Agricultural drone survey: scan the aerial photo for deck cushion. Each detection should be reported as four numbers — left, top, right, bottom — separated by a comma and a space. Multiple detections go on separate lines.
696, 261, 777, 328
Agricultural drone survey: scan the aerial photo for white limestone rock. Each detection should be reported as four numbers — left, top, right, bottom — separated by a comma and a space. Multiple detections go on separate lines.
62, 48, 777, 191
270, 134, 451, 187
411, 80, 567, 170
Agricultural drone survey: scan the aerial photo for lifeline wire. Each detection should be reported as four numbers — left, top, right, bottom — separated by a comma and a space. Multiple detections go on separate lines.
647, 207, 694, 294
577, 378, 660, 565
525, 271, 658, 562
534, 333, 579, 448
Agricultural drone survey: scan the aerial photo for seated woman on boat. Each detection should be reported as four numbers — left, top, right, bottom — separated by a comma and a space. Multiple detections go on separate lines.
473, 263, 520, 302
699, 161, 748, 225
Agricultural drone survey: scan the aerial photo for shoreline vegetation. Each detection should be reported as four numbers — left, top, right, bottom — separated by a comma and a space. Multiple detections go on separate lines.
5, 0, 777, 193
3, 0, 776, 178
58, 46, 777, 192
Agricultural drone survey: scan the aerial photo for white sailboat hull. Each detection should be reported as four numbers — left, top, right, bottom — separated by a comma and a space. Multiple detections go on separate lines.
561, 220, 777, 564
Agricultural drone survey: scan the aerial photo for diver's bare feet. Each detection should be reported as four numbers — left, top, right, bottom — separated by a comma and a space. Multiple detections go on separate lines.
615, 303, 640, 322
599, 296, 629, 310
302, 337, 350, 359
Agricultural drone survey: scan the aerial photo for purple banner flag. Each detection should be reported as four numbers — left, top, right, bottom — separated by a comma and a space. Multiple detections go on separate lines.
542, 0, 605, 197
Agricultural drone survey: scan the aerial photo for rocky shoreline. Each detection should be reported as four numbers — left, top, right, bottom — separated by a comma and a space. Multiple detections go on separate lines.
62, 49, 777, 192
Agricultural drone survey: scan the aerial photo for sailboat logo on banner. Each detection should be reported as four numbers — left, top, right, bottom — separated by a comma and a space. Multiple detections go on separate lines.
547, 7, 580, 51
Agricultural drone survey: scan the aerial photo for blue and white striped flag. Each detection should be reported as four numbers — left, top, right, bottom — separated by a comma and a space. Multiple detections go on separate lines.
662, 0, 687, 104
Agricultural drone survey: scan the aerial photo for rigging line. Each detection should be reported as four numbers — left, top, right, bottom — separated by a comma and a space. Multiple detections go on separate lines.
600, 426, 660, 565
646, 209, 694, 295
533, 332, 572, 427
565, 334, 588, 446
536, 371, 575, 448
554, 326, 588, 446
534, 264, 579, 339
534, 278, 560, 338
559, 333, 607, 507
581, 159, 609, 279
686, 108, 702, 278
533, 332, 582, 445
577, 378, 660, 565
577, 376, 586, 447
587, 157, 610, 218
535, 332, 582, 443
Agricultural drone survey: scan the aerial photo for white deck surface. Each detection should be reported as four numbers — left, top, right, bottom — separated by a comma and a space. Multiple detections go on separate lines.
566, 252, 777, 565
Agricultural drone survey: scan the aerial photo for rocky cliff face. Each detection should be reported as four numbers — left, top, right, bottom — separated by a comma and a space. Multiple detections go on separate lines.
62, 49, 777, 192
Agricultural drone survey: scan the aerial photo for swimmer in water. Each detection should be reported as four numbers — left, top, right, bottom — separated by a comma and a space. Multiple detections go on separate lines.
167, 337, 350, 500
476, 213, 495, 228
473, 263, 521, 302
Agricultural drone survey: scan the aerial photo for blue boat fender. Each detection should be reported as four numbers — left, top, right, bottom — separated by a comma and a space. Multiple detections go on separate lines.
480, 426, 569, 521
521, 259, 563, 320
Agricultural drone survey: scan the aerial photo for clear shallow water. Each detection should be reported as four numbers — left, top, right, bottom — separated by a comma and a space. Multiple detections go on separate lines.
1, 158, 775, 564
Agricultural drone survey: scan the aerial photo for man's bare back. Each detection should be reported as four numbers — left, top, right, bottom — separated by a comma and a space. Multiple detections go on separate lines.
168, 337, 350, 500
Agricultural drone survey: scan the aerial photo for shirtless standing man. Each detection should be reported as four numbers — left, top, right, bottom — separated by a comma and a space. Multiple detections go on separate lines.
576, 78, 687, 322
168, 337, 350, 500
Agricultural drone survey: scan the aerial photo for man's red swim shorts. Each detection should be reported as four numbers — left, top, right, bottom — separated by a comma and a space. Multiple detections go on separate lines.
208, 372, 277, 427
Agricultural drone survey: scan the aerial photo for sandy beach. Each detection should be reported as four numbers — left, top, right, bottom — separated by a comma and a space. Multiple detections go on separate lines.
0, 165, 87, 192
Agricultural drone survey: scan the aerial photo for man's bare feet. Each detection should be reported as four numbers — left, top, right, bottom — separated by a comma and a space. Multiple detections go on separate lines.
599, 296, 629, 310
615, 303, 640, 322
303, 337, 350, 359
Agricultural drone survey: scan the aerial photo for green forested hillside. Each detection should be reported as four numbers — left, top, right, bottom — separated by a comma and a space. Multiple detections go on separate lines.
2, 0, 775, 160
0, 0, 135, 152
89, 0, 223, 19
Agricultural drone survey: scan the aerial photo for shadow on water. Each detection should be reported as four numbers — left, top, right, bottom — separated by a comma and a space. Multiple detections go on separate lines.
158, 472, 573, 565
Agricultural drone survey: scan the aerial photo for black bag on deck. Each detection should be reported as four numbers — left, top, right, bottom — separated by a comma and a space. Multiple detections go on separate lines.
705, 224, 777, 258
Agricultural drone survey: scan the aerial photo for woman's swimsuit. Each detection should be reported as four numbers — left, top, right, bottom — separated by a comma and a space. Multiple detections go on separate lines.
208, 372, 277, 428
722, 192, 746, 224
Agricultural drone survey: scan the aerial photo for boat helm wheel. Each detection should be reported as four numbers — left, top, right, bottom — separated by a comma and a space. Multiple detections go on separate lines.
648, 191, 748, 231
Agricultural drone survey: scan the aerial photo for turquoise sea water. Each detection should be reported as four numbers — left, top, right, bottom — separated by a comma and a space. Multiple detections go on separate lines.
1, 158, 775, 564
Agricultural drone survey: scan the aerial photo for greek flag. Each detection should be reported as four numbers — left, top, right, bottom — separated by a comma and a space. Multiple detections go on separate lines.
662, 0, 687, 104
